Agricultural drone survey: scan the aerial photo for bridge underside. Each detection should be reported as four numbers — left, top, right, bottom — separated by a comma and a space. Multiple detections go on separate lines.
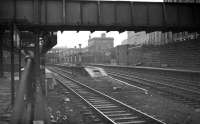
0, 0, 200, 32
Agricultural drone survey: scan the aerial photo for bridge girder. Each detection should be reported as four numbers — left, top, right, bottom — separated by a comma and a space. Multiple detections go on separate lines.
0, 0, 200, 32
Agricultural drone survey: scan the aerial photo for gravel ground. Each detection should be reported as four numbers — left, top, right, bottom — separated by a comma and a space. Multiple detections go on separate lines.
0, 73, 22, 124
47, 84, 84, 124
69, 73, 200, 124
47, 80, 106, 124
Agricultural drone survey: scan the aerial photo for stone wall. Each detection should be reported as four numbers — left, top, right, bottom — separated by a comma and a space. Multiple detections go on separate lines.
117, 39, 200, 70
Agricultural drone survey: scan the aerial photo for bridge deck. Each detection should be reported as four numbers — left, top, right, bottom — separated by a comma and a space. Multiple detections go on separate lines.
0, 0, 200, 32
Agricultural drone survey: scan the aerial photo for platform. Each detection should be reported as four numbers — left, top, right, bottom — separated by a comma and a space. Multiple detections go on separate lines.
0, 75, 11, 124
85, 66, 108, 78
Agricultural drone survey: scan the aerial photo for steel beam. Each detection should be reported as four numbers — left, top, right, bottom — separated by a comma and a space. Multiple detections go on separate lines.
0, 1, 200, 32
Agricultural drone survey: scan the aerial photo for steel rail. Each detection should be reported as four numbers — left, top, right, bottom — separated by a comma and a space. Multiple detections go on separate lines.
55, 75, 116, 124
54, 65, 149, 94
104, 68, 200, 90
49, 67, 166, 124
108, 71, 200, 95
53, 64, 200, 107
90, 64, 200, 74
54, 64, 200, 97
107, 71, 200, 106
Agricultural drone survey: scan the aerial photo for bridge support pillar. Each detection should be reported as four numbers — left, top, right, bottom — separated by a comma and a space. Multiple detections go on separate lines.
10, 23, 15, 107
33, 31, 50, 123
18, 39, 21, 81
0, 30, 3, 77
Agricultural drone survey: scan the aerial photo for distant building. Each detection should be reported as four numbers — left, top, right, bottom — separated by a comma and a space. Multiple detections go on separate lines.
164, 0, 200, 44
88, 33, 114, 53
164, 0, 200, 3
87, 33, 114, 63
124, 30, 199, 46
126, 31, 147, 45
46, 47, 82, 64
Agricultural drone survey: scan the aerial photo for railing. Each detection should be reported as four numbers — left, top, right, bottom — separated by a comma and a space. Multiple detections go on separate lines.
10, 52, 34, 124
10, 51, 50, 124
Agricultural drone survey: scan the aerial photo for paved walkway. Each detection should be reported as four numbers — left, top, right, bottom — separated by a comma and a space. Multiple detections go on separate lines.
0, 73, 19, 124
0, 76, 11, 124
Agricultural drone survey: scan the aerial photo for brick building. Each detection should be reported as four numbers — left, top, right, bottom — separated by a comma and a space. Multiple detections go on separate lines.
88, 33, 114, 53
126, 31, 147, 45
164, 0, 200, 3
87, 33, 114, 63
125, 30, 198, 46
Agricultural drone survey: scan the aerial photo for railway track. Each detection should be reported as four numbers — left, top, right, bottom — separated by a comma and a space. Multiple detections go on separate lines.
106, 70, 200, 108
105, 68, 200, 91
48, 66, 165, 124
48, 80, 106, 124
53, 64, 200, 108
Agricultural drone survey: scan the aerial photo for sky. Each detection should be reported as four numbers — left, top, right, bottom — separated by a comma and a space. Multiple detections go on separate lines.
56, 31, 128, 48
55, 0, 163, 48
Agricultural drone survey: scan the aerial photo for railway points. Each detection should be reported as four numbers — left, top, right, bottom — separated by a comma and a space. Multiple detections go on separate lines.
89, 64, 200, 108
48, 66, 166, 124
49, 64, 200, 124
108, 76, 149, 94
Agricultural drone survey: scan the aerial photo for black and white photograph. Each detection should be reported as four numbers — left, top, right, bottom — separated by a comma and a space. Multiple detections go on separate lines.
0, 0, 200, 124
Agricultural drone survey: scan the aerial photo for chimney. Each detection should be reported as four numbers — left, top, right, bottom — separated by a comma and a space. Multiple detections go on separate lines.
79, 44, 82, 49
101, 33, 106, 38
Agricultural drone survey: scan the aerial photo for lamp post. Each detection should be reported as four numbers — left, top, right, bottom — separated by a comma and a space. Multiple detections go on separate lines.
78, 44, 82, 66
74, 46, 77, 65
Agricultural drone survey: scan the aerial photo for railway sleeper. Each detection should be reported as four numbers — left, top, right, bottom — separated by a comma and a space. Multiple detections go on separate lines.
93, 104, 115, 107
112, 116, 138, 121
103, 110, 127, 114
96, 105, 118, 109
107, 113, 133, 117
118, 120, 146, 124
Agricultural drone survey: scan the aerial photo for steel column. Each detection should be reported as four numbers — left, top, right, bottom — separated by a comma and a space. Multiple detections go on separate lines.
33, 31, 45, 122
33, 32, 51, 123
34, 31, 41, 90
41, 54, 46, 95
0, 31, 3, 77
10, 23, 15, 107
18, 40, 21, 81
62, 0, 66, 24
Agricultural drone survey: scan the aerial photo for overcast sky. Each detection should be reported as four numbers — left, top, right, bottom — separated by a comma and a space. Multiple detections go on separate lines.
55, 0, 163, 48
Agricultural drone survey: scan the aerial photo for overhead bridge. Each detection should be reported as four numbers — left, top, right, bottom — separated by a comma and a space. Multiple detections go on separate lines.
0, 0, 200, 32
